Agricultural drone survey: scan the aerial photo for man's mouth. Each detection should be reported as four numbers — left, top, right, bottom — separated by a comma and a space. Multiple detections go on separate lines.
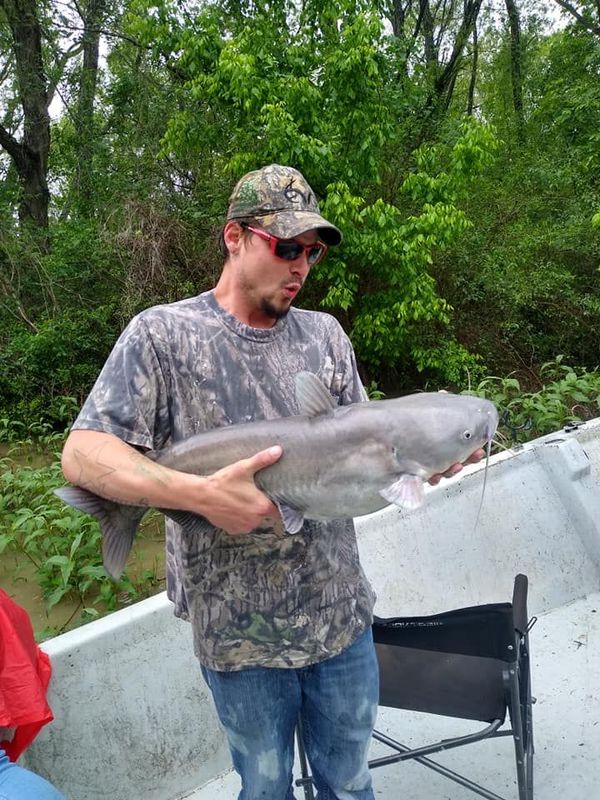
282, 283, 301, 300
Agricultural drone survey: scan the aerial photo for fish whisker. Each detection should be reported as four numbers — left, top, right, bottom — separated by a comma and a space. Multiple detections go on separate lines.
491, 437, 512, 453
473, 434, 494, 531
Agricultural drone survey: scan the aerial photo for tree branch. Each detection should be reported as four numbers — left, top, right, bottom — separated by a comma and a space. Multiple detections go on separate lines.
0, 120, 24, 166
0, 53, 13, 85
551, 0, 600, 35
435, 0, 482, 102
467, 17, 478, 115
46, 41, 85, 108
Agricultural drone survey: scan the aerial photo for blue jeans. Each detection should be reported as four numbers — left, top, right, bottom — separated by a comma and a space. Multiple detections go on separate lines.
201, 627, 378, 800
0, 749, 66, 800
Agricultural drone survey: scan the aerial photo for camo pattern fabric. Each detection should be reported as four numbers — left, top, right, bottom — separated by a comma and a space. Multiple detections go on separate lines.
73, 290, 376, 671
227, 163, 342, 245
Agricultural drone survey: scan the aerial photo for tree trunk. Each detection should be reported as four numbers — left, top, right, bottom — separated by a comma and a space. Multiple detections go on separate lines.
0, 0, 50, 245
434, 0, 483, 110
420, 0, 438, 75
388, 0, 410, 38
467, 18, 478, 115
74, 0, 106, 216
505, 0, 525, 140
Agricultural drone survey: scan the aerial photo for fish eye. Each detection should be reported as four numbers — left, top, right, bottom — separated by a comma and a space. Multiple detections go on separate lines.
463, 430, 472, 440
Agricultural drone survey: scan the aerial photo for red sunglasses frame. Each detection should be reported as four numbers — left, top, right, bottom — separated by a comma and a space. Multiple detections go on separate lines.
244, 225, 328, 266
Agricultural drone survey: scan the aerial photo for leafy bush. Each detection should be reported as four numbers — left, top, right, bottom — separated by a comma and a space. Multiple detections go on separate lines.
0, 307, 117, 428
469, 358, 600, 445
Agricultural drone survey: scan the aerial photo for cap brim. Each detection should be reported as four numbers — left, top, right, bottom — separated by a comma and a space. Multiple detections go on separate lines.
257, 211, 342, 246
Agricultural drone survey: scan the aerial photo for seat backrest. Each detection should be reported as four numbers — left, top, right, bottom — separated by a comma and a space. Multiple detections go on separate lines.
373, 601, 518, 723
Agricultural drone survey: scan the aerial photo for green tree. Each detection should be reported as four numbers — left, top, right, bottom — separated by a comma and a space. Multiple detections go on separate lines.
437, 21, 600, 382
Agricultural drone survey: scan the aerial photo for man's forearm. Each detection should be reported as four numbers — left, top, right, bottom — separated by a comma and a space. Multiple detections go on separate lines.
61, 429, 283, 534
61, 429, 199, 509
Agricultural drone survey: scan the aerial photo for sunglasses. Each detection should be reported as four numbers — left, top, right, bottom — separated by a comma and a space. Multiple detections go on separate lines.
244, 225, 328, 266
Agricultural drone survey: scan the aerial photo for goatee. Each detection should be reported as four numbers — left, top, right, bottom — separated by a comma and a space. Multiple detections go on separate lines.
260, 298, 291, 321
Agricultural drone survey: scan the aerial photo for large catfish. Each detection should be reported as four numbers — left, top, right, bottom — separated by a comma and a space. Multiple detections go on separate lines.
55, 373, 498, 579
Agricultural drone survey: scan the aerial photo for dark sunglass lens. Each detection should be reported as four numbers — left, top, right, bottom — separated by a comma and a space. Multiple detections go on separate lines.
308, 246, 323, 265
308, 244, 324, 264
275, 241, 303, 261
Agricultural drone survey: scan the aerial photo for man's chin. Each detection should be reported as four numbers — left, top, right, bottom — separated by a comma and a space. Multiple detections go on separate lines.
260, 298, 292, 321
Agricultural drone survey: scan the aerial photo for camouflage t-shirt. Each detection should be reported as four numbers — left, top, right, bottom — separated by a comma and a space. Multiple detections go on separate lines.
73, 290, 376, 670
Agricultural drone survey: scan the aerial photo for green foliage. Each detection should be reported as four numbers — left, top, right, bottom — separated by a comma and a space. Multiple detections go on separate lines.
365, 380, 385, 400
529, 28, 600, 175
470, 358, 600, 445
1, 0, 600, 445
316, 119, 498, 385
413, 340, 486, 389
437, 26, 600, 380
0, 307, 116, 428
0, 405, 77, 446
153, 0, 398, 193
0, 219, 124, 427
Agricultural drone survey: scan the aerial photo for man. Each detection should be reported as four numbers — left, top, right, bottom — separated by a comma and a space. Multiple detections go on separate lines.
61, 164, 480, 799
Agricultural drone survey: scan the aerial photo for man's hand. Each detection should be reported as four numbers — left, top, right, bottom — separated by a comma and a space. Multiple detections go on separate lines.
201, 446, 283, 534
427, 448, 486, 486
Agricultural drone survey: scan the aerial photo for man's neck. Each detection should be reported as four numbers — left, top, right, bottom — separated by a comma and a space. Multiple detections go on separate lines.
213, 281, 276, 329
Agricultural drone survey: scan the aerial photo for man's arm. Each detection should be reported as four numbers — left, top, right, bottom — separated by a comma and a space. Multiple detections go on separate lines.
61, 430, 282, 534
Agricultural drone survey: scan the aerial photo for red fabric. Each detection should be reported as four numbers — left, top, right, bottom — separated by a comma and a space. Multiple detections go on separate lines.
0, 589, 53, 761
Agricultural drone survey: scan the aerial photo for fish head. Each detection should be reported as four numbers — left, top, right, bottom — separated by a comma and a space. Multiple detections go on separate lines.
386, 392, 499, 477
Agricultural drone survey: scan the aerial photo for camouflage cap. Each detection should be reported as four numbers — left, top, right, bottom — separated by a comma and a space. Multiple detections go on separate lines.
226, 164, 342, 246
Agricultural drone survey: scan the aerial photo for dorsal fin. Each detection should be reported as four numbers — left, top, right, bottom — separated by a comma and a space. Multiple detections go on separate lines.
295, 372, 338, 417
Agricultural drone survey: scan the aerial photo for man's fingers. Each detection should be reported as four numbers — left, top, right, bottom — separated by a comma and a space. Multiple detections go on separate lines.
428, 463, 462, 485
465, 448, 486, 464
428, 448, 488, 485
241, 445, 283, 475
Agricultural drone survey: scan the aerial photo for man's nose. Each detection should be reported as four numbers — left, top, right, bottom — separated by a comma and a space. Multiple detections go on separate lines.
290, 250, 311, 275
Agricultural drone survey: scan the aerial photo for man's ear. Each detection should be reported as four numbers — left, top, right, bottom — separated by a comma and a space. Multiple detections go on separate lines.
223, 221, 244, 256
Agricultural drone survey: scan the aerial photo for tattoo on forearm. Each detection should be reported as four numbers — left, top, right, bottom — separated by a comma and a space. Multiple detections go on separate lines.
73, 441, 116, 494
130, 453, 171, 487
72, 438, 171, 496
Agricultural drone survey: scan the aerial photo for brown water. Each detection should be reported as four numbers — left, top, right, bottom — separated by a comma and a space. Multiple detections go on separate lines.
0, 446, 166, 639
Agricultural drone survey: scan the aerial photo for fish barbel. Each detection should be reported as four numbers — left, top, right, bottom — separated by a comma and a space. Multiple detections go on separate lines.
55, 372, 498, 578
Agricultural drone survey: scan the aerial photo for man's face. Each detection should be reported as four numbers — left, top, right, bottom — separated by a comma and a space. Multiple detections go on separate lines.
230, 224, 319, 322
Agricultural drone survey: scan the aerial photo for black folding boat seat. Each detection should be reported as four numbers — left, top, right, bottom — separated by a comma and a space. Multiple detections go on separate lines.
295, 574, 535, 800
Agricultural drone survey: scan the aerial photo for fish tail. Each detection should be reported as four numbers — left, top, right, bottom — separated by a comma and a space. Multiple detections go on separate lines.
54, 486, 146, 580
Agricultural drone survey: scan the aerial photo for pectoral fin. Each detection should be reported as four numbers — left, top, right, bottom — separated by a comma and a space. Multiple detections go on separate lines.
273, 499, 305, 534
379, 475, 425, 511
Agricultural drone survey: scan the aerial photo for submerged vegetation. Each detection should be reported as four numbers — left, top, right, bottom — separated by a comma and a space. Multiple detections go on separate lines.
0, 431, 164, 638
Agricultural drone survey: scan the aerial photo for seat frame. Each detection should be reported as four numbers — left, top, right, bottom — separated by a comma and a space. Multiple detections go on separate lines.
295, 574, 535, 800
